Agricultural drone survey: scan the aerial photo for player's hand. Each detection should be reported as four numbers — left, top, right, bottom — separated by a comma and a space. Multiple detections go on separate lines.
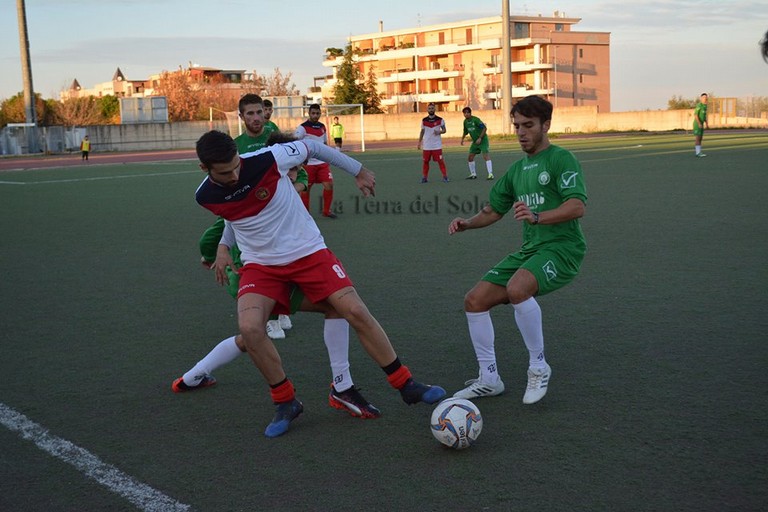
512, 201, 536, 223
434, 128, 441, 135
212, 246, 234, 286
356, 168, 376, 197
460, 139, 465, 146
449, 217, 470, 234
200, 256, 213, 269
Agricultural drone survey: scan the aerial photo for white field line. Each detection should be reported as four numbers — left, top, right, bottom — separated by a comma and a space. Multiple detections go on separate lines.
0, 170, 199, 185
0, 402, 191, 512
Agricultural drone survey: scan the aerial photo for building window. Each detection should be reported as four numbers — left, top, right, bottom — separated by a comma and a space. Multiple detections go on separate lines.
555, 24, 563, 31
579, 48, 583, 58
439, 32, 445, 45
579, 73, 583, 83
514, 23, 529, 39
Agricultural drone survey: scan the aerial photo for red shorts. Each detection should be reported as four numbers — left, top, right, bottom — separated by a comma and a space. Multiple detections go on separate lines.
422, 149, 444, 162
237, 248, 353, 315
304, 163, 333, 184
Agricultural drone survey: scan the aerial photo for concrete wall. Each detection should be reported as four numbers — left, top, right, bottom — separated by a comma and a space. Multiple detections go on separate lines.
80, 109, 767, 153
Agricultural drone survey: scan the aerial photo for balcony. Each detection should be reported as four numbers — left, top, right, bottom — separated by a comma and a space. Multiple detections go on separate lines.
380, 67, 462, 83
380, 91, 464, 106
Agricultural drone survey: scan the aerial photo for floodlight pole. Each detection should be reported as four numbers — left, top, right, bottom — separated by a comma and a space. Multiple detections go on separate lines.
16, 0, 39, 153
501, 0, 512, 134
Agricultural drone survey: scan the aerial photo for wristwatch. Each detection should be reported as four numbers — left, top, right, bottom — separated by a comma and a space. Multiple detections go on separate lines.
532, 212, 539, 225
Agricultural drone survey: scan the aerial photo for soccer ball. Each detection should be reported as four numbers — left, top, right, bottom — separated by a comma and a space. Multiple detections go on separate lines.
430, 398, 483, 449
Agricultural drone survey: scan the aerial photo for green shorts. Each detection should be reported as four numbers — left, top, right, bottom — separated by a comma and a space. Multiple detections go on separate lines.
468, 139, 490, 155
692, 123, 704, 137
227, 269, 304, 316
481, 243, 585, 296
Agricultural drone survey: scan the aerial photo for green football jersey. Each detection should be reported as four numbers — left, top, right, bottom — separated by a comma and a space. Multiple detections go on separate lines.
489, 144, 587, 251
694, 102, 707, 125
463, 116, 487, 141
233, 124, 276, 154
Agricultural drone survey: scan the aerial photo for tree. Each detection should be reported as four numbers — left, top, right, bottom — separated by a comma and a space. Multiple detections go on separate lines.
99, 95, 120, 124
667, 95, 697, 110
259, 68, 298, 96
331, 45, 384, 114
363, 64, 383, 114
54, 96, 104, 126
154, 69, 200, 122
0, 92, 56, 128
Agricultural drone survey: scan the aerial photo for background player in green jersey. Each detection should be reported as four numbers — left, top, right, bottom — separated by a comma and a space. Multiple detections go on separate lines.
460, 107, 494, 180
263, 99, 279, 132
449, 95, 587, 405
693, 93, 709, 157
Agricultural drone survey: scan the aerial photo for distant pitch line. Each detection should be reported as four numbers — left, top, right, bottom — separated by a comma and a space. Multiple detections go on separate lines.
0, 402, 191, 512
0, 170, 198, 185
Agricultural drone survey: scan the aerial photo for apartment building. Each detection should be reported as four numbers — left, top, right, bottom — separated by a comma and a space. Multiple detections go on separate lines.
321, 12, 610, 112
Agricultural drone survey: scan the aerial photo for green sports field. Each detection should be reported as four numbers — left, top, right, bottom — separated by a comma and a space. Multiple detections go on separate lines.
1, 132, 766, 511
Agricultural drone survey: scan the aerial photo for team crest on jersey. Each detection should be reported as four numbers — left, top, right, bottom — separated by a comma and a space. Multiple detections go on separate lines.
255, 187, 270, 200
538, 171, 551, 185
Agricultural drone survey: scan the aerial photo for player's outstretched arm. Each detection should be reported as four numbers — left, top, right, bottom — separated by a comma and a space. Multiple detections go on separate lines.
212, 244, 234, 286
449, 205, 502, 234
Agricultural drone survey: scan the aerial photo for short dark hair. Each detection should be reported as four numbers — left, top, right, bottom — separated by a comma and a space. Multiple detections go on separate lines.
263, 99, 273, 108
308, 103, 321, 111
238, 93, 263, 114
761, 30, 768, 63
196, 130, 237, 169
700, 92, 708, 98
266, 131, 298, 146
511, 95, 553, 124
462, 107, 472, 114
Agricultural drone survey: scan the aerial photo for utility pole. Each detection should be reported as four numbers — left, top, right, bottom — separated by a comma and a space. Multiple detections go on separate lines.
501, 0, 511, 134
16, 0, 39, 153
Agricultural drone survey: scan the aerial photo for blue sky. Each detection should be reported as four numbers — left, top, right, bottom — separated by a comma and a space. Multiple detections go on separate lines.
1, 0, 766, 111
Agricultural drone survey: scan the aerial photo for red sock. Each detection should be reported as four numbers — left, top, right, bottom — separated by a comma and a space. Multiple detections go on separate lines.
386, 365, 412, 389
322, 189, 333, 215
300, 187, 311, 211
270, 379, 295, 404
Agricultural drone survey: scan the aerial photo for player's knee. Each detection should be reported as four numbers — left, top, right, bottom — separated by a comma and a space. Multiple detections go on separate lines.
464, 290, 487, 312
506, 285, 532, 305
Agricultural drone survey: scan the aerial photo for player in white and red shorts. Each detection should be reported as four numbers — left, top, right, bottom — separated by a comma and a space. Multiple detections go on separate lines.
295, 104, 336, 218
417, 102, 448, 183
194, 130, 446, 438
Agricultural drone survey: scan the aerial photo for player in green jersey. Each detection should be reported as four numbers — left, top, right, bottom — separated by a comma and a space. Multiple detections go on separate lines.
234, 94, 277, 155
263, 99, 279, 132
449, 95, 587, 405
693, 93, 709, 157
460, 107, 494, 180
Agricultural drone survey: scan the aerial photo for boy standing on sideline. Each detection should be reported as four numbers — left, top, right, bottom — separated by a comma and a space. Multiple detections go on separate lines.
330, 116, 344, 151
80, 135, 91, 161
460, 107, 493, 180
693, 93, 709, 157
417, 102, 448, 183
449, 96, 587, 405
195, 130, 446, 437
295, 104, 337, 218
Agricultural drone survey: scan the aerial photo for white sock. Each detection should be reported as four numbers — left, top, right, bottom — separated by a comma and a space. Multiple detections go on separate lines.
512, 298, 546, 369
324, 318, 353, 391
466, 311, 500, 384
695, 145, 701, 155
468, 161, 477, 176
486, 160, 493, 175
183, 336, 244, 386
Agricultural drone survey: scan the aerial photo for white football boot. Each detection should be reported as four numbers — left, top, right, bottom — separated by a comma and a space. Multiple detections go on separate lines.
522, 363, 551, 404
